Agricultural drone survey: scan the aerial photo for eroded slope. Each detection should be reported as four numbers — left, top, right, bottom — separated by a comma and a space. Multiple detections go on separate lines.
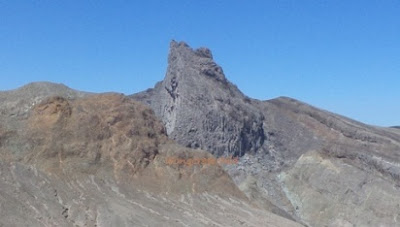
0, 86, 301, 227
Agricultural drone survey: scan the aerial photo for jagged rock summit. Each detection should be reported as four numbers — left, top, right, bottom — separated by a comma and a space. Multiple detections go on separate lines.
133, 40, 266, 157
132, 40, 400, 226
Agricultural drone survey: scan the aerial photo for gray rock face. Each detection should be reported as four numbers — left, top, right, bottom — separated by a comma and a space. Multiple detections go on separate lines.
132, 41, 266, 157
132, 41, 400, 226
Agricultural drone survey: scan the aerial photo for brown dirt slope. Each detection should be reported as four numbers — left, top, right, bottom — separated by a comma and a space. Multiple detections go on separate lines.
0, 88, 302, 227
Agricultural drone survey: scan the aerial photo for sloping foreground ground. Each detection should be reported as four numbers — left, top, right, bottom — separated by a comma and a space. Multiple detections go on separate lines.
0, 161, 300, 227
0, 85, 301, 227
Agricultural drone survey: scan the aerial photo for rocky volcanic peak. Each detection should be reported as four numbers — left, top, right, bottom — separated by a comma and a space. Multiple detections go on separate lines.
2, 41, 400, 226
132, 41, 266, 157
132, 41, 400, 226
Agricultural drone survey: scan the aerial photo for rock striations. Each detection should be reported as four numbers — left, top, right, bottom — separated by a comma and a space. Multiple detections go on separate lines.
133, 41, 266, 157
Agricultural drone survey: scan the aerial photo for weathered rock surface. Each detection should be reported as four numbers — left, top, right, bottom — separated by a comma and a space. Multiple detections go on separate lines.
279, 151, 400, 226
132, 41, 400, 226
133, 41, 266, 157
0, 160, 302, 227
0, 84, 301, 227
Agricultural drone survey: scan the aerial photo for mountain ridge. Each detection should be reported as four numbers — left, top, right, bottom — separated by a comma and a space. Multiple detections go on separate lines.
2, 40, 399, 226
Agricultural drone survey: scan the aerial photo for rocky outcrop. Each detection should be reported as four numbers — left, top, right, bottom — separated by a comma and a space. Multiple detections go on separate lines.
132, 41, 400, 226
132, 41, 266, 157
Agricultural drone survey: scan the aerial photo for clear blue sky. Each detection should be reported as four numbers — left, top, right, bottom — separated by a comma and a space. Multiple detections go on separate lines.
1, 0, 399, 126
